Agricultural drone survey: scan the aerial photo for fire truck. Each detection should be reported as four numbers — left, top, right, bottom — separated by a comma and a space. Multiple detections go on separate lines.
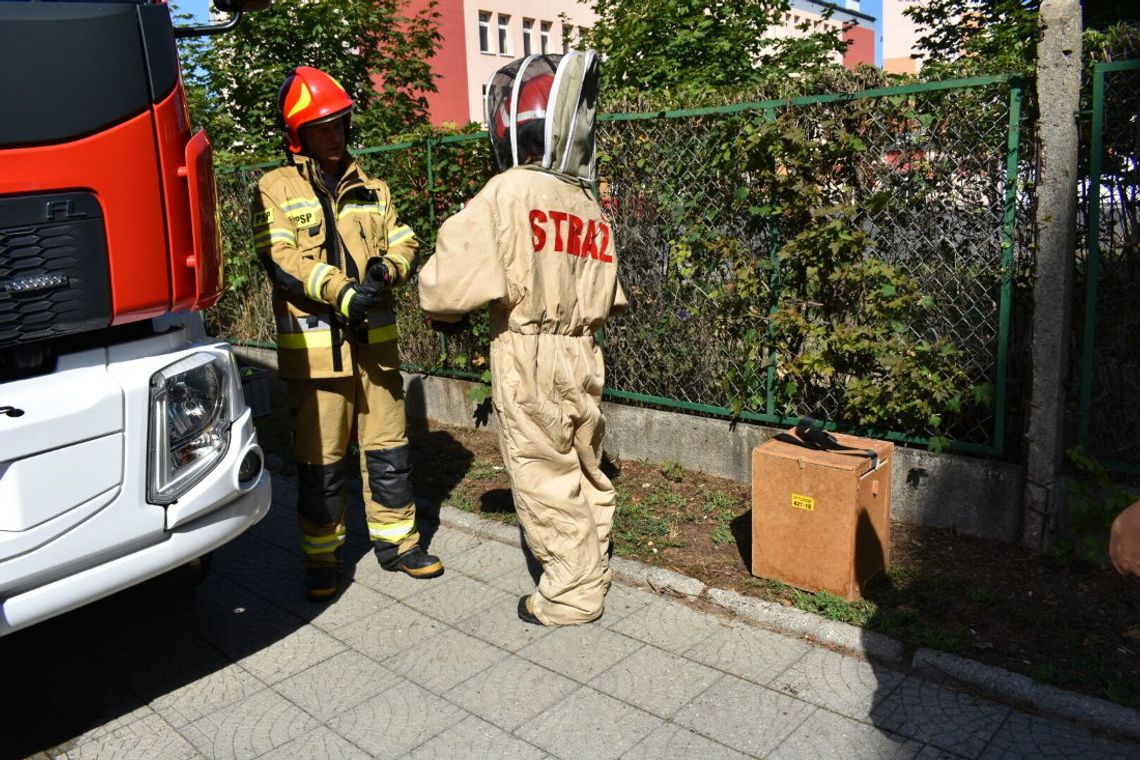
0, 0, 272, 635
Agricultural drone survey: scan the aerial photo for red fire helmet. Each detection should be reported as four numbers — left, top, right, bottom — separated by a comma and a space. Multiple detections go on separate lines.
277, 66, 354, 154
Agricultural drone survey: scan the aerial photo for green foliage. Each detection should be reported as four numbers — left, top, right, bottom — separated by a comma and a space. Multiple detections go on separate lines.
790, 589, 876, 626
665, 101, 984, 440
905, 0, 1041, 77
586, 0, 848, 100
1059, 448, 1139, 564
178, 0, 442, 163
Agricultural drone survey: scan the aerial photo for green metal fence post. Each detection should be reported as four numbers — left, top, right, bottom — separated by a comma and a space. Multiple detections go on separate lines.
994, 78, 1023, 457
764, 106, 780, 420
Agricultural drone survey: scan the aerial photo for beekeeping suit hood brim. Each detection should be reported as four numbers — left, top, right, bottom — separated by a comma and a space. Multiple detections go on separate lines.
486, 50, 600, 182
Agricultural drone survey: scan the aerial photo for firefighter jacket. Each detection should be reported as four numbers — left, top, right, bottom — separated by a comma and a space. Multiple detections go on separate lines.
252, 153, 418, 379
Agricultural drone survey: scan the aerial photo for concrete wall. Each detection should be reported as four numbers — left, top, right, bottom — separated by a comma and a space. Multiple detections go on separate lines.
233, 346, 1023, 542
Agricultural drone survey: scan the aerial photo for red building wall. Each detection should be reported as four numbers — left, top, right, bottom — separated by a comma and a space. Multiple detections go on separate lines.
843, 24, 875, 68
403, 0, 471, 126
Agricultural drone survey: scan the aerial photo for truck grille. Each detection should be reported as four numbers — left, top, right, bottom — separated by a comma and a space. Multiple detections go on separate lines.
0, 192, 111, 347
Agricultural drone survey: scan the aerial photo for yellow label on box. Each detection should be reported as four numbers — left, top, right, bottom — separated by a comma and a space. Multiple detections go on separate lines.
791, 493, 815, 511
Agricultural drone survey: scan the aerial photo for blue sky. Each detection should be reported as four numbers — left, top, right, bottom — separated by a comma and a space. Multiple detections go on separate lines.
172, 0, 211, 23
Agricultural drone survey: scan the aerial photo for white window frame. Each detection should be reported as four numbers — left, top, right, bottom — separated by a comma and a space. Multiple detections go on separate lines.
498, 13, 511, 55
522, 18, 534, 56
540, 20, 551, 54
478, 11, 491, 54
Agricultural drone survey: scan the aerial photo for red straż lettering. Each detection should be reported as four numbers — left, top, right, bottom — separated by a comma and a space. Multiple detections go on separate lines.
529, 209, 547, 251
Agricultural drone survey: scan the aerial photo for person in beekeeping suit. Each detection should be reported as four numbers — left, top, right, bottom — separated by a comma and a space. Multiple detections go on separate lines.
418, 51, 627, 625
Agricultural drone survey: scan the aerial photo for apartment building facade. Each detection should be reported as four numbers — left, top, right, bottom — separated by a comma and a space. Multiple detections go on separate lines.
405, 0, 876, 128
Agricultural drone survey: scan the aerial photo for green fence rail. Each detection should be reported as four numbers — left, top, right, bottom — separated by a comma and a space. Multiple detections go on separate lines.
215, 75, 1033, 456
1074, 59, 1140, 475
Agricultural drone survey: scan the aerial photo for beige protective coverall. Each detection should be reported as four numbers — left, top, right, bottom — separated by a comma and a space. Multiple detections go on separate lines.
252, 153, 424, 570
419, 164, 627, 624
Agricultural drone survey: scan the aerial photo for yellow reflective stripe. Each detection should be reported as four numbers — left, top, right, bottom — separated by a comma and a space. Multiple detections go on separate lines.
367, 324, 398, 344
254, 228, 297, 246
368, 519, 415, 543
385, 255, 410, 280
337, 287, 354, 318
301, 531, 346, 555
281, 197, 321, 213
338, 203, 382, 219
278, 330, 333, 349
276, 322, 397, 350
387, 225, 414, 247
305, 263, 334, 301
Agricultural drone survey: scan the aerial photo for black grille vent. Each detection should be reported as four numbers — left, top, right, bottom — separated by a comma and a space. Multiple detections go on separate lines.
0, 192, 111, 347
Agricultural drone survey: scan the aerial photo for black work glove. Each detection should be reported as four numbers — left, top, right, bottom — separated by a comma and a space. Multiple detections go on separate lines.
426, 314, 470, 336
358, 257, 395, 298
337, 283, 380, 324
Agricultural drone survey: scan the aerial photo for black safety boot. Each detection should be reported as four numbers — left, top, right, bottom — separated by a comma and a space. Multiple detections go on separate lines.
386, 546, 444, 579
305, 565, 338, 602
517, 595, 543, 626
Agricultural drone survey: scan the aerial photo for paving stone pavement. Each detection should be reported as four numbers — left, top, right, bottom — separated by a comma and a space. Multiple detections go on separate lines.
5, 469, 1140, 760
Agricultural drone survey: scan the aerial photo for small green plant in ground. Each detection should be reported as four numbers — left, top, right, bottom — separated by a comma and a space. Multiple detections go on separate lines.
660, 461, 686, 482
791, 590, 877, 627
698, 486, 741, 545
466, 458, 502, 481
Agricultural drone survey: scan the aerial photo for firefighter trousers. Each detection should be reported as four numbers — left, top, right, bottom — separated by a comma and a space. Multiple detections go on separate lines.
288, 361, 421, 569
492, 332, 616, 625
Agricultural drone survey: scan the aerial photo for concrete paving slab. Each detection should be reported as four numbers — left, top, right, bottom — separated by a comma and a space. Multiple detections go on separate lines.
229, 618, 348, 686
607, 595, 726, 653
517, 686, 664, 760
331, 604, 448, 662
407, 715, 547, 760
444, 538, 532, 587
444, 655, 581, 732
588, 643, 725, 718
619, 723, 753, 760
671, 674, 817, 757
869, 676, 1011, 757
975, 710, 1140, 759
180, 688, 319, 760
255, 725, 370, 760
325, 678, 467, 759
381, 627, 508, 692
684, 621, 814, 688
302, 581, 399, 634
147, 661, 265, 729
270, 649, 401, 722
516, 620, 644, 682
770, 708, 925, 760
452, 594, 555, 651
400, 573, 514, 624
52, 712, 201, 760
771, 646, 905, 721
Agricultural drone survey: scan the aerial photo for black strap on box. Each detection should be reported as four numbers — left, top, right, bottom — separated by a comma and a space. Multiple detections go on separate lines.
775, 415, 879, 469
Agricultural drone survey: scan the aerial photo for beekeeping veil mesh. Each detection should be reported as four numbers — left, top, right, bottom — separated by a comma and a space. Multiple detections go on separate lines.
485, 50, 600, 182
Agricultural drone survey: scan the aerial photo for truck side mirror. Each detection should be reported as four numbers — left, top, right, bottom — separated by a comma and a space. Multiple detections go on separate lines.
212, 0, 271, 12
175, 0, 271, 39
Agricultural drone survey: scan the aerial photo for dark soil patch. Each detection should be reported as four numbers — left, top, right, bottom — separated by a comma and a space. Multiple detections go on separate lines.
406, 420, 1140, 711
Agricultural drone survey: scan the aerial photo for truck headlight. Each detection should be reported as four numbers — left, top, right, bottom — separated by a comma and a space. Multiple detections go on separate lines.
148, 353, 232, 505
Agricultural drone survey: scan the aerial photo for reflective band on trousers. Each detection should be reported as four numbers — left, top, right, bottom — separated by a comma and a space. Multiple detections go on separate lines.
276, 310, 398, 348
277, 323, 399, 349
302, 527, 347, 555
369, 519, 414, 544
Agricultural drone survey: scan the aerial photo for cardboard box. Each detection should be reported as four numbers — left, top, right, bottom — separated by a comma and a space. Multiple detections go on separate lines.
751, 428, 893, 600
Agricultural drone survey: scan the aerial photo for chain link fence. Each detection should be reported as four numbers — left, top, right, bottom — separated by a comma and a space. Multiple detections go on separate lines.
214, 75, 1032, 455
1073, 60, 1140, 474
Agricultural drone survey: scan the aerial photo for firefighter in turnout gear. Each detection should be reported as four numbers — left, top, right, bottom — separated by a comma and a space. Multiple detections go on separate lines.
252, 66, 443, 601
418, 52, 626, 625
